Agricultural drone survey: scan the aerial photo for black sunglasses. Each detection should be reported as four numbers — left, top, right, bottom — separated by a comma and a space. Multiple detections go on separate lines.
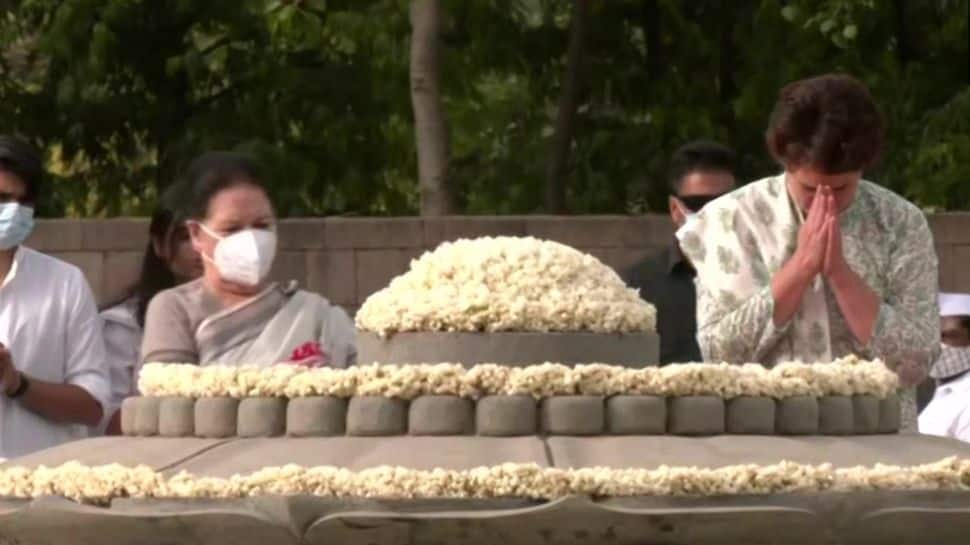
677, 194, 724, 212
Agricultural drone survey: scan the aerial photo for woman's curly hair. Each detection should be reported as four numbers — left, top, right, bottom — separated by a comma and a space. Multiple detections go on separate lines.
766, 74, 885, 174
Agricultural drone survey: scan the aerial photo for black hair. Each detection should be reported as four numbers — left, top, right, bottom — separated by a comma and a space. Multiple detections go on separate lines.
101, 186, 189, 326
179, 151, 267, 220
667, 140, 736, 195
766, 73, 884, 174
0, 135, 43, 204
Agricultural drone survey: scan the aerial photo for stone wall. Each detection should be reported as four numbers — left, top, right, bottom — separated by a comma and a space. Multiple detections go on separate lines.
25, 214, 970, 311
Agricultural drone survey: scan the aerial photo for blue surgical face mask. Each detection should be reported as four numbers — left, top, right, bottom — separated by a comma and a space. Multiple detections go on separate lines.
0, 202, 35, 250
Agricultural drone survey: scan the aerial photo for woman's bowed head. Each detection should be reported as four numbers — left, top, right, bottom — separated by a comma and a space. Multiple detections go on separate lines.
768, 73, 884, 214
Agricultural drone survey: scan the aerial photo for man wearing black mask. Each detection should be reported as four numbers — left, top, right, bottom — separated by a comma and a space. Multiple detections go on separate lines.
626, 141, 736, 364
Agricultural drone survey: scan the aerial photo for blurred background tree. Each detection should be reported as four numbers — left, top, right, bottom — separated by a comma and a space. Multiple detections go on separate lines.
0, 0, 966, 217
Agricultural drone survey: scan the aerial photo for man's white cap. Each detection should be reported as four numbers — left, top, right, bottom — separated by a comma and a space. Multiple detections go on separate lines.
939, 293, 970, 317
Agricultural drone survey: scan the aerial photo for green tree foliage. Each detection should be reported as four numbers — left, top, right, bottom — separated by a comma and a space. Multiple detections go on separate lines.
1, 0, 417, 216
0, 0, 967, 216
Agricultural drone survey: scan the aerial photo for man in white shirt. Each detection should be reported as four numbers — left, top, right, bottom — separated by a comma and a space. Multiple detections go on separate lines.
918, 293, 970, 442
0, 135, 109, 459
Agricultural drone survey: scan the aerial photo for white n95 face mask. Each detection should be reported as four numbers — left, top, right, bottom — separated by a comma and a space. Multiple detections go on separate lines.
198, 223, 277, 287
675, 211, 697, 241
674, 200, 698, 244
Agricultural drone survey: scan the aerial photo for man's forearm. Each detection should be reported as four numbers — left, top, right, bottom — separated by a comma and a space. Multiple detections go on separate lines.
827, 262, 880, 346
13, 377, 103, 427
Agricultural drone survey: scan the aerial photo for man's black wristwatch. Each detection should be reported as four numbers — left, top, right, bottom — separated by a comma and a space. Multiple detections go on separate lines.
7, 372, 29, 399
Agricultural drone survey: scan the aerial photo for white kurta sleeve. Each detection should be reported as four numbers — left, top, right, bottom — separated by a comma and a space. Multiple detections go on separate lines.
64, 270, 111, 412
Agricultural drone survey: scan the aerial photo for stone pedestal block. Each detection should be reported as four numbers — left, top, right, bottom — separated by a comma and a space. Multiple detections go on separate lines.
120, 397, 139, 436
287, 397, 347, 437
158, 397, 195, 437
726, 396, 776, 434
853, 395, 880, 434
668, 396, 725, 435
606, 395, 666, 434
133, 397, 160, 437
358, 331, 659, 367
238, 397, 287, 438
776, 396, 819, 435
476, 395, 538, 436
541, 396, 605, 435
409, 396, 475, 435
195, 397, 239, 438
347, 396, 407, 436
818, 396, 854, 436
879, 395, 901, 433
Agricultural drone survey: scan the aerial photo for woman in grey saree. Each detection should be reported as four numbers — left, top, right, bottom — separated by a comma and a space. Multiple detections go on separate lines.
141, 152, 356, 369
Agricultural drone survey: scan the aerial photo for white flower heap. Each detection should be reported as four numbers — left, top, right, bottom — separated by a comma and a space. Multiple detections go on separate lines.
3, 458, 970, 504
138, 356, 899, 400
355, 236, 656, 336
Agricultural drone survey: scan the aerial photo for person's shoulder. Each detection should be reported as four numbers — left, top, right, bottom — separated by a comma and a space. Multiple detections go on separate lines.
292, 288, 341, 311
293, 289, 354, 321
18, 247, 85, 282
701, 174, 782, 218
859, 180, 921, 213
624, 247, 670, 286
100, 296, 139, 329
736, 175, 783, 198
16, 248, 100, 303
858, 181, 928, 230
164, 278, 207, 299
727, 175, 782, 201
147, 279, 204, 315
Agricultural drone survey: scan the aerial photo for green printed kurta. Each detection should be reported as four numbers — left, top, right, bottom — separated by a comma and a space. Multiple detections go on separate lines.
679, 175, 940, 431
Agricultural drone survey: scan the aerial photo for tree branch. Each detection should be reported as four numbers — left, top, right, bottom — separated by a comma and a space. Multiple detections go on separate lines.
199, 36, 231, 57
191, 80, 247, 111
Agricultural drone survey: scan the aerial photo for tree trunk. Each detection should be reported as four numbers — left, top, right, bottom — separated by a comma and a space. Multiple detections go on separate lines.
544, 0, 589, 214
410, 0, 453, 216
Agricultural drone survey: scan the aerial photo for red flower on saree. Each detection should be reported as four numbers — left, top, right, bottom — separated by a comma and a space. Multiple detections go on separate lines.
288, 341, 328, 367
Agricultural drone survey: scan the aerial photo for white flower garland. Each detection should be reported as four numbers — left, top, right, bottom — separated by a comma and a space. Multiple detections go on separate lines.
355, 237, 657, 335
2, 458, 968, 504
137, 356, 900, 400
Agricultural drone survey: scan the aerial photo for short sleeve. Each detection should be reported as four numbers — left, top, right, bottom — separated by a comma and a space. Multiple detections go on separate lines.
141, 290, 198, 364
64, 271, 111, 413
